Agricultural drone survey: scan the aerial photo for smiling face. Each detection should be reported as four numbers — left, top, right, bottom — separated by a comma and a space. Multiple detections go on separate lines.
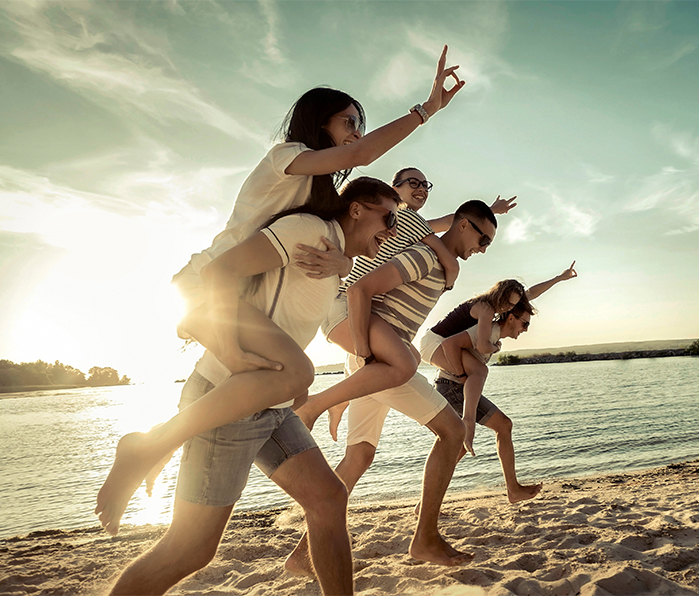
457, 216, 497, 260
323, 104, 363, 147
355, 196, 399, 259
393, 169, 429, 212
498, 290, 523, 314
505, 311, 531, 339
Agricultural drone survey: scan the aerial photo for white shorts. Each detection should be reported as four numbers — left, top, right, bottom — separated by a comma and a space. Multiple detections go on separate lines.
346, 371, 447, 448
419, 328, 445, 364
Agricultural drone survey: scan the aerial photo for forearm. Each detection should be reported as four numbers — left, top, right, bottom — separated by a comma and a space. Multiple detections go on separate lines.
345, 285, 373, 357
526, 275, 562, 300
426, 214, 454, 234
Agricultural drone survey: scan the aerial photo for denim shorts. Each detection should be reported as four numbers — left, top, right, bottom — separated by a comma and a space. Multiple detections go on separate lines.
175, 371, 317, 508
320, 292, 349, 339
434, 377, 500, 425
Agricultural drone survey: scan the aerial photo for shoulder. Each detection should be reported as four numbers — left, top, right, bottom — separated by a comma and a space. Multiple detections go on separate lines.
397, 208, 433, 238
389, 243, 440, 280
263, 142, 313, 176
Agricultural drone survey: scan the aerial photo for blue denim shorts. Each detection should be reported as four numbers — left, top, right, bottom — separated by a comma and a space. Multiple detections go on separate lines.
175, 371, 317, 508
434, 377, 500, 425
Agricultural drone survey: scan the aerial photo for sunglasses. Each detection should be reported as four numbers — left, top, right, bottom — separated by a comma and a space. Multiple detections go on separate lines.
334, 114, 365, 136
512, 313, 530, 330
395, 177, 434, 192
465, 219, 492, 247
359, 202, 398, 230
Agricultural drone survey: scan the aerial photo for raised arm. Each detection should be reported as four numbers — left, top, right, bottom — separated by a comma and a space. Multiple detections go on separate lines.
345, 262, 405, 359
200, 233, 285, 374
526, 261, 578, 301
286, 45, 465, 177
426, 213, 454, 234
490, 195, 517, 215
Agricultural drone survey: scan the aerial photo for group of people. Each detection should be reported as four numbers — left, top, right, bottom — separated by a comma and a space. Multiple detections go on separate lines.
95, 46, 577, 596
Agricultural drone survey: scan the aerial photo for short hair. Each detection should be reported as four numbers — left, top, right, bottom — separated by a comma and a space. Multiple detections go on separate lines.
454, 199, 497, 229
341, 176, 400, 206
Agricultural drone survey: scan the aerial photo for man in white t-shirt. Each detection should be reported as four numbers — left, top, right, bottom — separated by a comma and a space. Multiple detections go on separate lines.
108, 178, 400, 596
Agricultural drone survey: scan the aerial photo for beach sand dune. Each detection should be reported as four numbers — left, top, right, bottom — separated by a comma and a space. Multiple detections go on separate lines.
2, 461, 697, 595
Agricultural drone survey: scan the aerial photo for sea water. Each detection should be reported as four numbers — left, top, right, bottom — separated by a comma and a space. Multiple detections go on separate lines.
1, 357, 697, 539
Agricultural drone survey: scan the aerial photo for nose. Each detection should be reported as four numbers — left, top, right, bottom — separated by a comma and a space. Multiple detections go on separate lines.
351, 130, 362, 140
388, 225, 398, 238
478, 244, 488, 254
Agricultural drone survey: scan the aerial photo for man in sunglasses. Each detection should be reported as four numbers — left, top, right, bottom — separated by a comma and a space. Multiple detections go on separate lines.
286, 199, 499, 571
422, 262, 577, 504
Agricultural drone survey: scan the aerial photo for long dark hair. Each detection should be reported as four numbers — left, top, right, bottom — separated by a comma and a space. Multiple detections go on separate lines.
277, 87, 365, 217
265, 176, 398, 228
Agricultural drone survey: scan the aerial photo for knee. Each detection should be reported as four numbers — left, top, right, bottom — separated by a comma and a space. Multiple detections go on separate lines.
282, 352, 315, 397
159, 533, 217, 576
353, 443, 376, 473
385, 357, 417, 387
497, 414, 513, 436
305, 473, 348, 520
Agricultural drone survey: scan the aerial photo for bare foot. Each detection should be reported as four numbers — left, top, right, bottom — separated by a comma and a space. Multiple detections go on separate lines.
95, 432, 161, 535
145, 449, 176, 497
284, 535, 315, 577
328, 402, 348, 442
507, 482, 543, 504
409, 533, 474, 566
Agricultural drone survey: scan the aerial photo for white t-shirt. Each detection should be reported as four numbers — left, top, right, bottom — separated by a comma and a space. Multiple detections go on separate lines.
172, 142, 313, 321
195, 213, 345, 407
466, 323, 502, 365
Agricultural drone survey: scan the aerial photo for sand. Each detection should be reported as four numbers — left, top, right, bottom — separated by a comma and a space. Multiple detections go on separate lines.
2, 461, 698, 596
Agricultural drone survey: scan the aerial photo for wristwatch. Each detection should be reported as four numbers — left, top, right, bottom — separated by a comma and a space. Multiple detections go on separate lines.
356, 353, 376, 368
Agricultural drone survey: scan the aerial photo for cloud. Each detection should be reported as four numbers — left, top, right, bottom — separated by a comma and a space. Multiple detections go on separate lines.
0, 1, 266, 144
503, 216, 535, 243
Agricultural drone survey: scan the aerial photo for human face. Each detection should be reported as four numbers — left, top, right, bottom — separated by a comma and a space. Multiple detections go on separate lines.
498, 290, 522, 314
508, 312, 531, 339
459, 216, 496, 260
323, 104, 363, 147
356, 197, 398, 259
392, 169, 431, 211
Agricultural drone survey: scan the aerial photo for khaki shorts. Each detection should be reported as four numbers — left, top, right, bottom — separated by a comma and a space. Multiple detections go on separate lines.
346, 371, 447, 448
419, 328, 445, 364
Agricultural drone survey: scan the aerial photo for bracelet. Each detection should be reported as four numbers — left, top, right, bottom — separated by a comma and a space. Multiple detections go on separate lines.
410, 103, 430, 124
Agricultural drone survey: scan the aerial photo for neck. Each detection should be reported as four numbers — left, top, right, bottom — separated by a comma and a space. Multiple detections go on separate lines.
439, 227, 463, 258
337, 215, 360, 258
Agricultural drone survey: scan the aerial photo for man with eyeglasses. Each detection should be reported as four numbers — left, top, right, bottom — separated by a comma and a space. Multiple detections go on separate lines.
423, 263, 577, 504
286, 199, 499, 571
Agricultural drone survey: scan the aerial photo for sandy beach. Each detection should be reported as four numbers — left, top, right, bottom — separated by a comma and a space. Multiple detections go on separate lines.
2, 460, 697, 596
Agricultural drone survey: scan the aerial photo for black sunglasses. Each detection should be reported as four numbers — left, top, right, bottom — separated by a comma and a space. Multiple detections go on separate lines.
360, 202, 397, 230
395, 177, 433, 192
465, 219, 492, 247
512, 313, 530, 330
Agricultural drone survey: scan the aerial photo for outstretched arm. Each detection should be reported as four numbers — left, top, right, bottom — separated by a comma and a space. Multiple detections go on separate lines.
346, 262, 405, 359
201, 233, 286, 374
526, 261, 578, 301
286, 45, 465, 176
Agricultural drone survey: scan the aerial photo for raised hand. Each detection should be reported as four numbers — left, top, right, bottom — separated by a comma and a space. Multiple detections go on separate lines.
490, 195, 518, 215
422, 45, 466, 117
559, 261, 578, 281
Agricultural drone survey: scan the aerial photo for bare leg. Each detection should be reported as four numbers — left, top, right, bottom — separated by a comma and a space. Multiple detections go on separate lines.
296, 315, 416, 431
483, 411, 542, 503
273, 448, 353, 595
96, 302, 315, 536
110, 498, 232, 595
328, 401, 349, 442
285, 442, 376, 578
409, 406, 473, 566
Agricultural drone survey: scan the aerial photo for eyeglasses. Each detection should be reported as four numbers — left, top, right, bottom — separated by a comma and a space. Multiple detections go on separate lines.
512, 313, 530, 330
359, 202, 397, 230
395, 177, 434, 192
465, 219, 492, 247
333, 114, 365, 136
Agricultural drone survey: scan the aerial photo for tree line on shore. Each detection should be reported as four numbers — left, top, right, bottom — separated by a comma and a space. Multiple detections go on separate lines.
0, 359, 131, 388
496, 339, 699, 366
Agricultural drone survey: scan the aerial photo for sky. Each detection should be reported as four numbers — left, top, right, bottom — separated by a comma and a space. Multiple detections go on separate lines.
1, 0, 698, 384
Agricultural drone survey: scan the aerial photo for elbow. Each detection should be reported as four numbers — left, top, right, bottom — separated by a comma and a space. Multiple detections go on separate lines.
349, 142, 377, 167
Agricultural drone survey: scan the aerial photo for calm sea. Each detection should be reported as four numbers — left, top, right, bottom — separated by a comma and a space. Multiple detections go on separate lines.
1, 357, 697, 540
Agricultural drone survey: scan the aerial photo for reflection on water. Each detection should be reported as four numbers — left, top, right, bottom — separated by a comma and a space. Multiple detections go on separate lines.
1, 357, 698, 539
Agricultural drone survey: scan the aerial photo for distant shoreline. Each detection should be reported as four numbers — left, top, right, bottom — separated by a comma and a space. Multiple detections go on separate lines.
494, 348, 693, 366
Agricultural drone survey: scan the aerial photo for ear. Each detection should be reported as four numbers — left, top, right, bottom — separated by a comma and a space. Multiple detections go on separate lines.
348, 201, 362, 220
